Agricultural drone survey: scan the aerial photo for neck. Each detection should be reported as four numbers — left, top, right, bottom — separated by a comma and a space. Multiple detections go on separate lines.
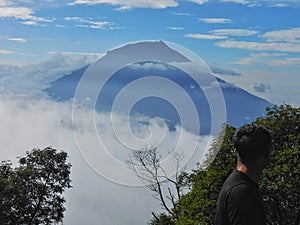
236, 160, 262, 185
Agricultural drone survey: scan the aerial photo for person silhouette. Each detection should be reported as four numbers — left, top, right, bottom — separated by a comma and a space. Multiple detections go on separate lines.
215, 123, 272, 225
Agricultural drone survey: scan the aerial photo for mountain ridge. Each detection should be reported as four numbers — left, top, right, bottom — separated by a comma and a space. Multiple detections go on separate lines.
44, 41, 273, 135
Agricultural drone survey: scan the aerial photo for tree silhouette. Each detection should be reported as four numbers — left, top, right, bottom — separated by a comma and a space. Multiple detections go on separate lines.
0, 147, 72, 225
127, 145, 187, 223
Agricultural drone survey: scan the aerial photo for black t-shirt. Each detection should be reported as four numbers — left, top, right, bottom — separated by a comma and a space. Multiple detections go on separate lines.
215, 169, 266, 225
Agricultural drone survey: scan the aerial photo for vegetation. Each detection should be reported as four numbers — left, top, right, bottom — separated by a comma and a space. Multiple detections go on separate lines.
174, 124, 236, 225
258, 105, 300, 225
130, 104, 300, 225
0, 147, 72, 225
127, 145, 186, 223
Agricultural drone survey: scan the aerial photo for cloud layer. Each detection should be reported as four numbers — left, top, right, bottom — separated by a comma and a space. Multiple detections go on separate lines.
0, 53, 214, 224
0, 95, 160, 224
69, 0, 179, 10
0, 89, 212, 225
0, 53, 99, 95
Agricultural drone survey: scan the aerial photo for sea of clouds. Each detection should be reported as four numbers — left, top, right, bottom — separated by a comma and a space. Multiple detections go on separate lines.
0, 54, 214, 225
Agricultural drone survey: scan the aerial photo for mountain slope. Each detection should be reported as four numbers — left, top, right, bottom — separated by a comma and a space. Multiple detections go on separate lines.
44, 41, 273, 135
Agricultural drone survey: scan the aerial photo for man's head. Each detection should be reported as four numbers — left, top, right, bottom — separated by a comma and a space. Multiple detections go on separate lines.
233, 124, 272, 165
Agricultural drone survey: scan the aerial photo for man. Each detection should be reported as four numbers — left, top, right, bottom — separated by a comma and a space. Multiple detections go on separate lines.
215, 123, 272, 225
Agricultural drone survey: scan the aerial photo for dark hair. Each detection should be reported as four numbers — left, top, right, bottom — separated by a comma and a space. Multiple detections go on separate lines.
232, 123, 272, 163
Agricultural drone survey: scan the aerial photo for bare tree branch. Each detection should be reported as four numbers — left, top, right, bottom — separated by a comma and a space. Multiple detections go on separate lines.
126, 145, 186, 219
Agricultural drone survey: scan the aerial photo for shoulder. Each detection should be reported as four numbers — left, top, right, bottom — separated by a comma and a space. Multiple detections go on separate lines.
225, 182, 262, 211
222, 170, 248, 192
224, 184, 266, 225
230, 182, 252, 194
226, 183, 253, 201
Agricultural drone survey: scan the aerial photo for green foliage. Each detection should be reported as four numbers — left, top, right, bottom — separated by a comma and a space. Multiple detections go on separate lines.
174, 125, 236, 225
256, 104, 300, 225
0, 147, 72, 225
148, 213, 175, 225
150, 104, 299, 225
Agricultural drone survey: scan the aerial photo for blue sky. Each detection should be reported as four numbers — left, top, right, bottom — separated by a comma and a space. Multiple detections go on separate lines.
1, 0, 300, 105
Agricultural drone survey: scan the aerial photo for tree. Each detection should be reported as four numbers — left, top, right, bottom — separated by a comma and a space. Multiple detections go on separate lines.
256, 104, 300, 225
127, 145, 187, 224
174, 124, 236, 225
0, 147, 72, 225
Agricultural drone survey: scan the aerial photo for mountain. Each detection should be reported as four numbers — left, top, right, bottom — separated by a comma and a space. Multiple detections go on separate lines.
44, 41, 273, 135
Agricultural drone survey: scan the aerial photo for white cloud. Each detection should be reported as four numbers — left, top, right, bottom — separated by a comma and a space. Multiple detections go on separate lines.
0, 3, 53, 24
0, 6, 52, 20
185, 33, 228, 40
0, 0, 12, 6
56, 24, 68, 28
64, 16, 112, 29
211, 29, 258, 36
8, 37, 27, 43
210, 64, 241, 76
189, 0, 208, 4
270, 3, 288, 7
69, 0, 179, 10
233, 56, 259, 65
167, 26, 184, 30
20, 20, 37, 25
268, 57, 300, 66
0, 6, 34, 20
173, 12, 192, 16
199, 18, 232, 23
0, 53, 97, 95
220, 0, 248, 4
0, 49, 15, 54
233, 53, 300, 67
48, 51, 104, 58
261, 27, 300, 43
219, 0, 300, 8
216, 39, 300, 52
232, 52, 285, 65
230, 52, 300, 67
128, 62, 174, 71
